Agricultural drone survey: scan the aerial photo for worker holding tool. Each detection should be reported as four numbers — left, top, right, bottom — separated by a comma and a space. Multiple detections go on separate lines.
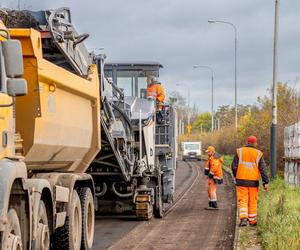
231, 136, 269, 227
147, 75, 165, 122
204, 146, 224, 209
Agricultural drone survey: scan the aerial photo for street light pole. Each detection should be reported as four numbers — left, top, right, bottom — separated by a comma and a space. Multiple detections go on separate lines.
271, 0, 280, 179
193, 65, 214, 132
208, 20, 238, 129
187, 86, 191, 125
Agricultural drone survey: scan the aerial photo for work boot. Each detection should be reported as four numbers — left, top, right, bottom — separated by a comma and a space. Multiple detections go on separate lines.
239, 218, 248, 227
156, 112, 163, 124
211, 201, 218, 209
249, 221, 257, 227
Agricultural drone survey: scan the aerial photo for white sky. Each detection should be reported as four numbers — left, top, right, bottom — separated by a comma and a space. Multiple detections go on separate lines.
2, 0, 300, 112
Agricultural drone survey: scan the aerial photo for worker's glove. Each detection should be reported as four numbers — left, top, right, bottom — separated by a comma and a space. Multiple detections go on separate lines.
263, 183, 269, 192
208, 172, 214, 179
214, 178, 223, 185
204, 168, 209, 176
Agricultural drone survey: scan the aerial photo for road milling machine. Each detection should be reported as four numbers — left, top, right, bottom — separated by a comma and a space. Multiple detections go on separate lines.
0, 8, 100, 250
87, 61, 178, 220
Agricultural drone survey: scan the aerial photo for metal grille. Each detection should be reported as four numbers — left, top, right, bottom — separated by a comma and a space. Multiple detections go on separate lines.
155, 106, 172, 146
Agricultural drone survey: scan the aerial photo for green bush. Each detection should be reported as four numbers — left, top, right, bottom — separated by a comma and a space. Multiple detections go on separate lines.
222, 155, 233, 168
258, 179, 300, 250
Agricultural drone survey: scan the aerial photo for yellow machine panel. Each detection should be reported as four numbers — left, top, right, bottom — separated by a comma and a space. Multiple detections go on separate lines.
0, 21, 14, 159
10, 28, 101, 172
0, 93, 14, 159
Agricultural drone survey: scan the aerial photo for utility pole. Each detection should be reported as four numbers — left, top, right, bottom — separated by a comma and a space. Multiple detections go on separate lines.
271, 0, 280, 179
234, 30, 238, 129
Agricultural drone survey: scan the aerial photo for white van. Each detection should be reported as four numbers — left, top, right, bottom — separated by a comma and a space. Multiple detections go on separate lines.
182, 141, 202, 161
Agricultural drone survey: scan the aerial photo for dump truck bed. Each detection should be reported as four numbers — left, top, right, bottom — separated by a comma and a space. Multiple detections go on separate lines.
10, 28, 101, 172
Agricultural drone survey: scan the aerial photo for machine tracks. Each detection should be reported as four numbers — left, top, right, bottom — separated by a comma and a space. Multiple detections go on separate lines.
136, 161, 199, 220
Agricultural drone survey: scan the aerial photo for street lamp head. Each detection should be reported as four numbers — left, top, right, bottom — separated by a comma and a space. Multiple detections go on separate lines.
193, 65, 199, 69
208, 20, 216, 24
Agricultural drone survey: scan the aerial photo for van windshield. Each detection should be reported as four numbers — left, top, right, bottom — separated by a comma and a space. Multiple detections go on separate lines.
184, 144, 199, 150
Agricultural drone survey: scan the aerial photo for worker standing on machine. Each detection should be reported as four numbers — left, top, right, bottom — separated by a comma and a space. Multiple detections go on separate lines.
204, 146, 224, 209
146, 75, 165, 123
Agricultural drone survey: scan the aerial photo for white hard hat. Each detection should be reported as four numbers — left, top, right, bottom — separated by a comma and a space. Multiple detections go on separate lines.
147, 75, 158, 84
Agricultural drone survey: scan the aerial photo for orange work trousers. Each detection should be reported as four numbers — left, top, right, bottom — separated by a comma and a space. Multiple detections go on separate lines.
236, 186, 258, 224
208, 178, 217, 201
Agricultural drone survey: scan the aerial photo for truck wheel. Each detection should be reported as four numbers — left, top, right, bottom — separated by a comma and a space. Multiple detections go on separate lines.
78, 188, 94, 250
36, 201, 50, 250
1, 208, 22, 250
69, 190, 82, 250
52, 190, 82, 250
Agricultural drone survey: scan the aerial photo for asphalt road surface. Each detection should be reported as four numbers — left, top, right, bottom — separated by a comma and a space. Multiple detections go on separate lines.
93, 161, 236, 250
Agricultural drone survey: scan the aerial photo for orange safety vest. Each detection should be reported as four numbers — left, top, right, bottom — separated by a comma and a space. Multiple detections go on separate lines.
147, 83, 165, 103
205, 154, 224, 183
236, 147, 262, 185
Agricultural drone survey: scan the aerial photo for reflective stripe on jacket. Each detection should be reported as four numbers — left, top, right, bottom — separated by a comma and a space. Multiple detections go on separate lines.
236, 147, 262, 187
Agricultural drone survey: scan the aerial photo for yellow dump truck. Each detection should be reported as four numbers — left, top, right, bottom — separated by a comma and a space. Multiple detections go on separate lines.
0, 8, 100, 249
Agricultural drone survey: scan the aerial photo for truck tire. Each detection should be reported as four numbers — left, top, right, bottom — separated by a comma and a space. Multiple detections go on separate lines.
78, 188, 94, 250
68, 190, 82, 250
1, 208, 22, 250
37, 201, 50, 250
52, 190, 82, 250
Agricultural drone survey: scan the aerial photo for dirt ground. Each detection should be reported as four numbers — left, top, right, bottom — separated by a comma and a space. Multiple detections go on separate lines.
108, 162, 236, 250
92, 161, 197, 250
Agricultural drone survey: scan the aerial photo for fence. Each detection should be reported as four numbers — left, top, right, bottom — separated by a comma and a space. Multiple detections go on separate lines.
284, 121, 300, 186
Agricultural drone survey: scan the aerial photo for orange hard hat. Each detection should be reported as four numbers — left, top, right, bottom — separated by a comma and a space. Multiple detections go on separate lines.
247, 136, 257, 144
205, 146, 215, 153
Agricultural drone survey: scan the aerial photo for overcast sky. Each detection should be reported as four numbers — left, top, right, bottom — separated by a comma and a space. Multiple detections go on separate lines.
2, 0, 300, 112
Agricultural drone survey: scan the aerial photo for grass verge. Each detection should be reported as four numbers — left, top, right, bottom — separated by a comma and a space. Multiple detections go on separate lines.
258, 178, 300, 250
222, 155, 233, 172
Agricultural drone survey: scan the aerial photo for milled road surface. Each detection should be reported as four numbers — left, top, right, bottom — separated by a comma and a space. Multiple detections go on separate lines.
93, 161, 236, 250
92, 161, 195, 250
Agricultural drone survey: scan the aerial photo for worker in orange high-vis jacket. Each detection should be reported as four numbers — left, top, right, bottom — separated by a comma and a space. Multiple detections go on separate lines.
147, 75, 165, 123
204, 146, 224, 209
146, 75, 165, 110
231, 136, 269, 227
